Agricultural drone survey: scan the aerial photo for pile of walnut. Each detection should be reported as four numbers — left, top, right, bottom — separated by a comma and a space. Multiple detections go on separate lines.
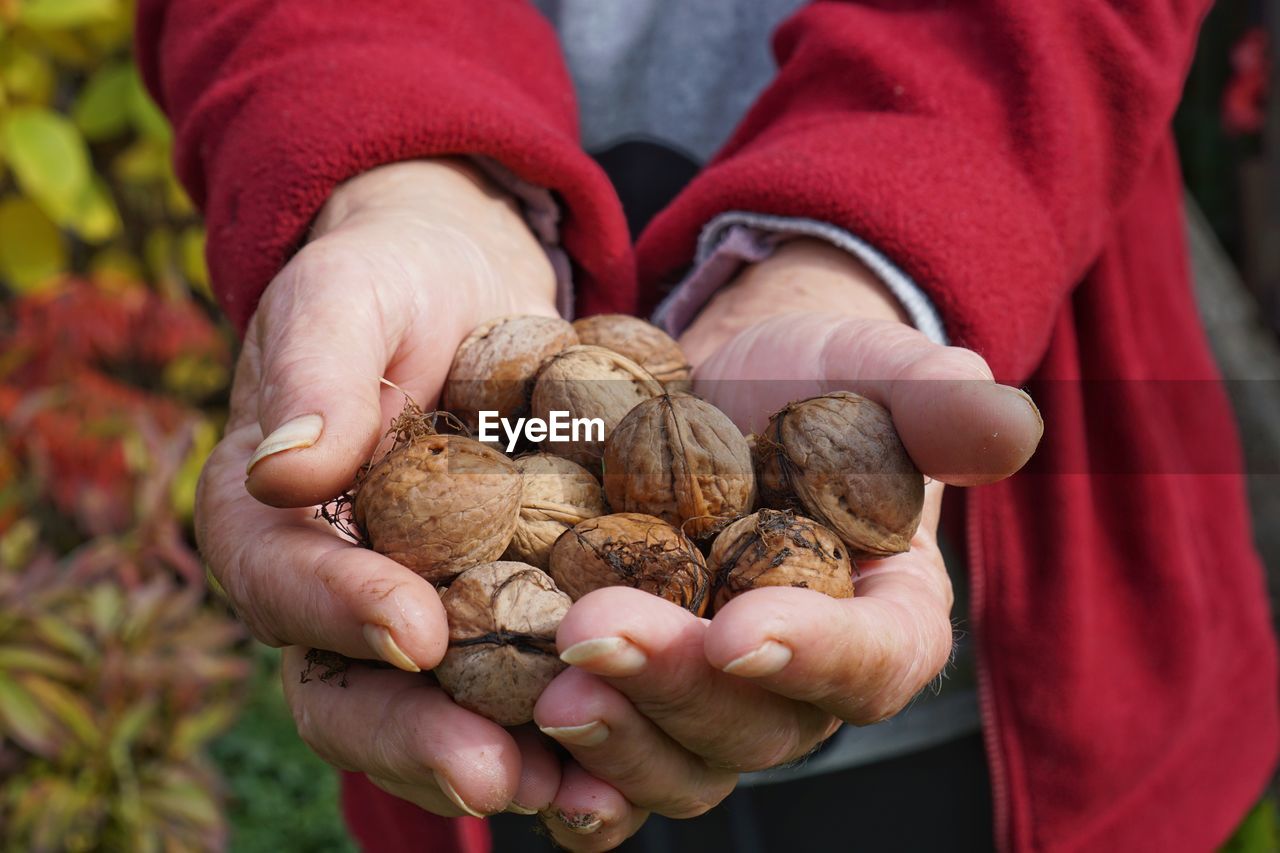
330, 314, 925, 726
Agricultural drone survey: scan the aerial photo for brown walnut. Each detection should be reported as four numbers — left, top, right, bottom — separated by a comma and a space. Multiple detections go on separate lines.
529, 345, 663, 469
755, 391, 924, 560
353, 434, 522, 584
444, 315, 578, 432
503, 454, 606, 570
603, 393, 755, 540
434, 561, 571, 726
572, 314, 692, 391
548, 513, 710, 615
708, 509, 854, 612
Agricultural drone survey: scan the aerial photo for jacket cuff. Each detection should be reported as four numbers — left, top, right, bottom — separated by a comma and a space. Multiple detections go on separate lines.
652, 212, 947, 345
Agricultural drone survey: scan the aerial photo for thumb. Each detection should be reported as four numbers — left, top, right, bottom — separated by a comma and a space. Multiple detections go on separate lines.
695, 313, 1042, 486
243, 251, 391, 508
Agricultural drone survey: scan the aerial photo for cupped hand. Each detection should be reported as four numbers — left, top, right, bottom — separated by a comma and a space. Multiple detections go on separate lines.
532, 239, 1042, 850
197, 158, 567, 817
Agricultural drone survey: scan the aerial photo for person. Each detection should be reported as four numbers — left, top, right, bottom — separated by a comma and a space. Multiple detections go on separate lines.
138, 1, 1278, 850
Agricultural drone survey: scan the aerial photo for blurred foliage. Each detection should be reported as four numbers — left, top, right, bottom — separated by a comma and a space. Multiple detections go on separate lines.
0, 0, 209, 300
209, 646, 357, 853
0, 0, 295, 849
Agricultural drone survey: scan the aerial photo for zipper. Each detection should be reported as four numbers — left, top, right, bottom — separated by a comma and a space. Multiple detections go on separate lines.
969, 488, 1013, 851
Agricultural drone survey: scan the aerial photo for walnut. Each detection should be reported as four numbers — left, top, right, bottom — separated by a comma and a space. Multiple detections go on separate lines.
529, 345, 663, 469
548, 513, 710, 615
503, 454, 606, 570
708, 509, 854, 611
755, 391, 923, 560
444, 315, 578, 432
602, 393, 755, 540
434, 562, 571, 726
353, 433, 522, 584
572, 314, 692, 391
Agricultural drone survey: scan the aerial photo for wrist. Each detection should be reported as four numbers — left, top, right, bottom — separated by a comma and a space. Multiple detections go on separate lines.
679, 238, 909, 364
315, 159, 558, 319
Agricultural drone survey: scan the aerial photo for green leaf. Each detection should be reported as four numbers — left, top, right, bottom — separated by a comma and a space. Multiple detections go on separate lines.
0, 195, 66, 293
32, 614, 96, 662
19, 0, 117, 30
72, 62, 132, 141
87, 583, 123, 638
18, 674, 99, 747
1, 107, 92, 226
0, 645, 82, 680
0, 672, 64, 757
126, 66, 171, 142
170, 702, 239, 759
141, 780, 220, 829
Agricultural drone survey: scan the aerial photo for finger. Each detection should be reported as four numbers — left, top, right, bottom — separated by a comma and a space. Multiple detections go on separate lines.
557, 588, 835, 771
696, 313, 1043, 485
244, 242, 407, 508
280, 647, 524, 815
702, 512, 955, 724
198, 426, 448, 668
507, 726, 562, 815
535, 666, 738, 817
541, 762, 649, 852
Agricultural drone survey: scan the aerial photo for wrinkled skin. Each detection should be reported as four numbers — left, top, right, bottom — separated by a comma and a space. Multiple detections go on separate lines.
195, 158, 1042, 851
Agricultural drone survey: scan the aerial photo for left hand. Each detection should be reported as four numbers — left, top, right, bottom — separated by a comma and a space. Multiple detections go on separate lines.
531, 239, 1043, 850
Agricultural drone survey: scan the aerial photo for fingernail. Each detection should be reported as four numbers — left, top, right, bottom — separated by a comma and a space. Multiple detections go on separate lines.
434, 772, 486, 818
557, 811, 603, 835
539, 720, 610, 747
508, 802, 540, 815
1005, 387, 1043, 435
559, 637, 646, 676
721, 640, 792, 677
363, 624, 420, 672
246, 414, 324, 475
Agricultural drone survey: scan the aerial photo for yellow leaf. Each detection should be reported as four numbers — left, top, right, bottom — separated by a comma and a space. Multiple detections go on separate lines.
0, 646, 82, 680
72, 61, 132, 141
0, 42, 55, 105
1, 106, 92, 226
67, 174, 121, 242
112, 137, 168, 184
179, 225, 209, 294
144, 225, 176, 287
89, 244, 144, 286
168, 416, 218, 521
19, 0, 117, 30
0, 195, 66, 293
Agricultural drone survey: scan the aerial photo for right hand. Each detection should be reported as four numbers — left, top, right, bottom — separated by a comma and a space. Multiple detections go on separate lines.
196, 159, 568, 817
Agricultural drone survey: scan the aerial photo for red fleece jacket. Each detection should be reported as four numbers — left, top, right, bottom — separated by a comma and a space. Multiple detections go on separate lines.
138, 1, 1278, 850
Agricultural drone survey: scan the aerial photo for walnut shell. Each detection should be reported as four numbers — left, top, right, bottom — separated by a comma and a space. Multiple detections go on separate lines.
572, 314, 692, 391
603, 393, 755, 540
548, 513, 709, 615
444, 315, 578, 432
434, 561, 571, 726
353, 435, 522, 584
529, 345, 664, 469
503, 454, 606, 570
708, 509, 854, 612
755, 392, 923, 560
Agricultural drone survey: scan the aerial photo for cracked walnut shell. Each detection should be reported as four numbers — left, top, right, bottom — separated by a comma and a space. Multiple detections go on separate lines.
708, 509, 854, 612
504, 454, 606, 570
548, 513, 710, 615
530, 345, 663, 469
755, 391, 924, 560
603, 393, 755, 539
572, 314, 692, 391
353, 434, 522, 584
434, 561, 571, 726
444, 315, 578, 432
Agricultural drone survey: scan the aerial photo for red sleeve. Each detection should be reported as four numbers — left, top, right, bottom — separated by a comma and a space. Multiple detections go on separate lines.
136, 0, 635, 333
634, 0, 1211, 381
